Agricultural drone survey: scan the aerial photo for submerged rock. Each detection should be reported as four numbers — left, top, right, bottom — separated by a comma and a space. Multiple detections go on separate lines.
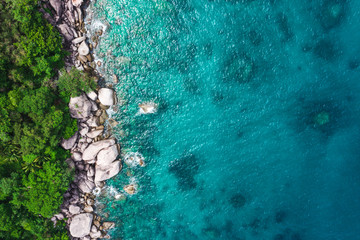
230, 193, 246, 208
320, 0, 346, 30
98, 88, 116, 106
69, 213, 93, 238
223, 52, 254, 83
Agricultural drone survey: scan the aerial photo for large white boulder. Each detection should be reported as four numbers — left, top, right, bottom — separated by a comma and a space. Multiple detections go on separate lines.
95, 160, 121, 182
98, 88, 116, 106
78, 41, 90, 56
82, 139, 116, 161
69, 213, 93, 238
69, 94, 92, 119
97, 145, 119, 168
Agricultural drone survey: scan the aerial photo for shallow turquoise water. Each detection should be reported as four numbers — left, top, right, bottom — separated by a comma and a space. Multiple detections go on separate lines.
86, 0, 360, 239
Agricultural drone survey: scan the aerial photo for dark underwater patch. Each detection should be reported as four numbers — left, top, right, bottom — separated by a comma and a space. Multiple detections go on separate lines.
183, 77, 200, 94
313, 39, 337, 61
275, 210, 287, 223
295, 99, 343, 137
169, 153, 199, 190
319, 0, 346, 30
222, 52, 255, 83
276, 13, 294, 41
229, 193, 246, 208
248, 30, 263, 46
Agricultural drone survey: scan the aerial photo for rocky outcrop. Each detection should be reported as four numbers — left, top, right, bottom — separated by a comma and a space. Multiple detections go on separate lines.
44, 0, 123, 238
69, 213, 93, 238
98, 88, 116, 106
82, 139, 116, 161
95, 160, 122, 182
97, 145, 119, 167
55, 88, 121, 239
69, 94, 92, 119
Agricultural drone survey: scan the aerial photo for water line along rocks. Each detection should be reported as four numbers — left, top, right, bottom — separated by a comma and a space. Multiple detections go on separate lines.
54, 89, 119, 239
41, 0, 119, 238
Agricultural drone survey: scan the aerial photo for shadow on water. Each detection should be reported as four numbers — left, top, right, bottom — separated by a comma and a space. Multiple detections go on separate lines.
168, 153, 200, 190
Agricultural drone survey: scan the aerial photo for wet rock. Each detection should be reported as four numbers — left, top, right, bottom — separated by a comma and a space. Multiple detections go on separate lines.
82, 139, 116, 160
69, 94, 92, 119
102, 222, 115, 230
69, 205, 81, 215
69, 213, 93, 238
84, 205, 93, 213
97, 144, 119, 168
123, 184, 137, 195
139, 102, 158, 114
98, 88, 116, 106
61, 131, 78, 150
94, 160, 122, 182
78, 41, 90, 56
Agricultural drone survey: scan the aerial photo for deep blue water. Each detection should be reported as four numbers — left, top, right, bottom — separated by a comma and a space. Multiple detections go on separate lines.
85, 0, 360, 239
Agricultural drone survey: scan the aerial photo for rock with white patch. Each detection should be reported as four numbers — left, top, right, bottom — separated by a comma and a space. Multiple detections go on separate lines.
69, 213, 93, 238
98, 88, 116, 106
69, 94, 92, 119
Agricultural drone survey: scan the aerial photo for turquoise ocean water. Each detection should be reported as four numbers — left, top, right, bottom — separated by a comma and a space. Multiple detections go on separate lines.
85, 0, 360, 239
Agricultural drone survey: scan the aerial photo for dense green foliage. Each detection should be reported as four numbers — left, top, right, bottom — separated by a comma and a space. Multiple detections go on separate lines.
58, 67, 97, 100
0, 0, 95, 239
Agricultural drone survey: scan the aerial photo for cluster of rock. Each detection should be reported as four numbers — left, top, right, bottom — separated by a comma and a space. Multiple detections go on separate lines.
40, 0, 98, 71
51, 88, 119, 239
41, 1, 122, 238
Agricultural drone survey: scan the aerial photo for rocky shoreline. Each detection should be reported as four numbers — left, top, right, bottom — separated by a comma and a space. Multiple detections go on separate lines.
41, 0, 120, 239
